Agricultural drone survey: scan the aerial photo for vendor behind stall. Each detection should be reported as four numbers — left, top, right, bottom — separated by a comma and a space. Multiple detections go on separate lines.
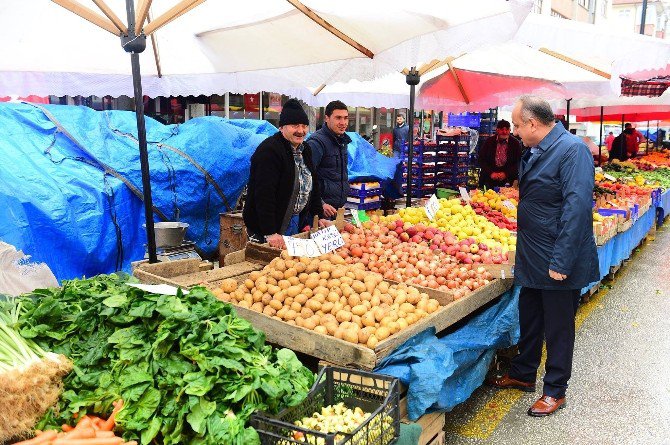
243, 99, 327, 249
478, 119, 522, 188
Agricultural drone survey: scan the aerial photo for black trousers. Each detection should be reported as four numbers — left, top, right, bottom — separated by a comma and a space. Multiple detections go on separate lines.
509, 287, 581, 399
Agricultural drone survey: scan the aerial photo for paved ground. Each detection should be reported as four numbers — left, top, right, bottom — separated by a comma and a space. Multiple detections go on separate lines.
443, 223, 670, 445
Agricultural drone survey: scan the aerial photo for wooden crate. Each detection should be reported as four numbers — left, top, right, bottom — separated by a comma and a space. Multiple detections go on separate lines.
426, 431, 445, 445
399, 405, 445, 445
219, 212, 248, 266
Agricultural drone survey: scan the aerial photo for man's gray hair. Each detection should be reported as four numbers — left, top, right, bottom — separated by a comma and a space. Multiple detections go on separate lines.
517, 95, 555, 126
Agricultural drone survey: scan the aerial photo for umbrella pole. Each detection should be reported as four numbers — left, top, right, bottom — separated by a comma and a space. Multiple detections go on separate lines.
599, 106, 604, 166
656, 121, 660, 150
565, 98, 571, 130
124, 0, 157, 263
405, 68, 420, 208
646, 120, 650, 154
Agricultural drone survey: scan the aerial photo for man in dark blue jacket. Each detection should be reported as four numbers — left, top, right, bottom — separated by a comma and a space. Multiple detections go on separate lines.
488, 95, 599, 417
306, 100, 352, 218
392, 113, 410, 156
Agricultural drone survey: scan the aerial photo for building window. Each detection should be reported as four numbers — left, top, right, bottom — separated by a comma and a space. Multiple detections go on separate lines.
551, 9, 568, 18
577, 0, 590, 8
600, 0, 608, 17
531, 0, 543, 14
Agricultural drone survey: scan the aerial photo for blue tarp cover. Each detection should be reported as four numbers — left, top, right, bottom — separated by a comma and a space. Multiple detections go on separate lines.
375, 286, 521, 420
0, 103, 275, 281
0, 104, 401, 282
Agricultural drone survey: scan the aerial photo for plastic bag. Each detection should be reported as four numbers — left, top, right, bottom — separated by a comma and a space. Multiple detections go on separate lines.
0, 242, 58, 296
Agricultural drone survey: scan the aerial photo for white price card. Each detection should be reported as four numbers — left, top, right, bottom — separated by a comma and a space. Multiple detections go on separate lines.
459, 187, 471, 202
282, 236, 322, 257
351, 210, 362, 228
311, 225, 345, 254
424, 194, 440, 221
502, 200, 516, 210
603, 173, 616, 181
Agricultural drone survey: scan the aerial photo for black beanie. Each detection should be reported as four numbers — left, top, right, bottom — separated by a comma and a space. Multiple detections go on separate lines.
279, 99, 309, 126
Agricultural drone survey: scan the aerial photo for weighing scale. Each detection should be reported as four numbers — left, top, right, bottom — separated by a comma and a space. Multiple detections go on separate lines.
145, 241, 201, 262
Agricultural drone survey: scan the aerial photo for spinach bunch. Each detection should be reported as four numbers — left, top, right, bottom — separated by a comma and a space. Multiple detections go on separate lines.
16, 274, 314, 444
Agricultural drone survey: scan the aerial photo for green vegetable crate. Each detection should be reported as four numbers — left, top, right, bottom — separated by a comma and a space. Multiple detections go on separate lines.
251, 366, 400, 445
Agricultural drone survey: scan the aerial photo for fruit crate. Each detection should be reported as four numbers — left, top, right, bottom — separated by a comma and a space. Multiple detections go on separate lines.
251, 366, 400, 445
350, 184, 382, 198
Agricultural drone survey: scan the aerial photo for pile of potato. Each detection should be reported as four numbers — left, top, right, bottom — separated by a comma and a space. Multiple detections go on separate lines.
213, 252, 441, 349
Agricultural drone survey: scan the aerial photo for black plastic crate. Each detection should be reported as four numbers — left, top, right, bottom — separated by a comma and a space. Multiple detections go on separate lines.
252, 367, 400, 445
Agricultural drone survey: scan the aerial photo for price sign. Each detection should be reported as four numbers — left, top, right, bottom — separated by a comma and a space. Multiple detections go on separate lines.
603, 173, 616, 181
424, 194, 440, 221
502, 200, 515, 210
459, 187, 470, 202
283, 236, 321, 257
311, 225, 345, 254
351, 210, 362, 228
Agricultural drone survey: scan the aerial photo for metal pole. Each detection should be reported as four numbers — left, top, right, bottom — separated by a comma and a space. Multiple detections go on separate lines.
599, 106, 604, 166
124, 0, 157, 263
224, 92, 230, 119
640, 0, 648, 34
259, 91, 264, 120
405, 68, 420, 208
646, 120, 650, 154
656, 120, 660, 150
565, 98, 571, 130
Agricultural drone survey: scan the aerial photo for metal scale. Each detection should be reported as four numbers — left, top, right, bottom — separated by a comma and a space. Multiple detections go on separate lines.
145, 241, 201, 262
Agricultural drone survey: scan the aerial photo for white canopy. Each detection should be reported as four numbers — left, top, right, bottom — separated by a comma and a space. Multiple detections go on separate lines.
0, 0, 531, 99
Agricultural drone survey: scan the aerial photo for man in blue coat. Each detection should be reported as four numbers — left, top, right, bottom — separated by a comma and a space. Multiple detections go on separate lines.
307, 100, 352, 218
488, 95, 599, 417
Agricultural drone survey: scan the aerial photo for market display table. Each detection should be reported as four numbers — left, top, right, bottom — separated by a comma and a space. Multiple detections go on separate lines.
657, 189, 670, 225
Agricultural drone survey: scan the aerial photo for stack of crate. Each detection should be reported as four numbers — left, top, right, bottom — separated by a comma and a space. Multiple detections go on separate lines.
347, 181, 382, 210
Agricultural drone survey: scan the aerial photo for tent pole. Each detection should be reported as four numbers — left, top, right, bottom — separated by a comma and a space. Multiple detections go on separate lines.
565, 98, 571, 130
406, 68, 420, 208
599, 106, 604, 166
646, 120, 650, 154
125, 0, 157, 263
656, 120, 660, 150
640, 0, 648, 34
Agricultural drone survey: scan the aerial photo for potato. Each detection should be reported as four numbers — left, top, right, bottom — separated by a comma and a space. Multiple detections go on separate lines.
269, 299, 283, 311
300, 307, 314, 319
287, 286, 302, 298
336, 310, 352, 323
351, 281, 366, 293
321, 301, 335, 314
351, 304, 367, 316
305, 277, 320, 290
307, 300, 322, 312
325, 322, 339, 336
220, 278, 238, 293
278, 280, 291, 290
284, 309, 297, 320
295, 294, 308, 305
358, 327, 373, 344
274, 259, 286, 272
290, 302, 302, 312
250, 302, 264, 312
343, 330, 359, 344
400, 303, 415, 314
359, 291, 372, 302
314, 325, 328, 335
271, 270, 284, 281
362, 312, 376, 327
252, 290, 263, 303
334, 329, 345, 340
284, 268, 297, 279
376, 326, 390, 341
366, 335, 379, 349
348, 294, 361, 307
327, 292, 340, 303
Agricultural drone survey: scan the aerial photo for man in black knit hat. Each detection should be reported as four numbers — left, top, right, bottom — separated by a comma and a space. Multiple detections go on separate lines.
243, 99, 328, 248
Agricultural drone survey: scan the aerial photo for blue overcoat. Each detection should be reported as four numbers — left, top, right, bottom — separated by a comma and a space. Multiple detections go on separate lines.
514, 124, 600, 290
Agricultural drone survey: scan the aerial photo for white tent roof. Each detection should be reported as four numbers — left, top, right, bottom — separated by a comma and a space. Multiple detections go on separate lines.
0, 0, 531, 99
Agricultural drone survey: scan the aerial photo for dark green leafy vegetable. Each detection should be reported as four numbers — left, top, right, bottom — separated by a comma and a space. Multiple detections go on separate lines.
16, 274, 314, 444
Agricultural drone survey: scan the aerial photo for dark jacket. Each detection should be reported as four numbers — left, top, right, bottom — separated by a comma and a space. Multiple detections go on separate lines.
393, 123, 409, 152
608, 133, 628, 162
243, 132, 323, 237
515, 124, 600, 290
478, 135, 522, 188
306, 125, 352, 209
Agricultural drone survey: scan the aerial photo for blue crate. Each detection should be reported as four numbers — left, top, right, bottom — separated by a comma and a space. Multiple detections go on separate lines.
439, 165, 470, 175
346, 201, 382, 210
597, 208, 628, 218
349, 184, 382, 198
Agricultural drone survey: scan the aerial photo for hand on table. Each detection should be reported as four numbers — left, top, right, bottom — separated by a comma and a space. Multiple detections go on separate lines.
266, 234, 285, 249
549, 269, 567, 281
323, 203, 337, 218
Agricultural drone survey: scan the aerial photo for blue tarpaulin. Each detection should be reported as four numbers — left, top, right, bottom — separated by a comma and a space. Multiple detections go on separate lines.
0, 103, 274, 282
346, 132, 400, 182
0, 104, 402, 282
375, 286, 521, 420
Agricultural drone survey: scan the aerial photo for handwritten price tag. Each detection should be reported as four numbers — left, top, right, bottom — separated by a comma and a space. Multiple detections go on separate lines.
351, 210, 362, 228
311, 225, 345, 254
603, 173, 616, 181
282, 236, 321, 258
459, 187, 470, 202
424, 194, 440, 221
502, 200, 515, 210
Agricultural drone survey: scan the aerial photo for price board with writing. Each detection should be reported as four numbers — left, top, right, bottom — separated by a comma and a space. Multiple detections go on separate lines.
351, 210, 362, 228
424, 194, 440, 221
311, 225, 345, 254
282, 236, 321, 257
459, 187, 470, 202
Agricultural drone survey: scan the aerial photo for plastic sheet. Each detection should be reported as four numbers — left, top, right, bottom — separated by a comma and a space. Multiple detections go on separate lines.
0, 103, 274, 282
375, 286, 521, 420
346, 132, 400, 182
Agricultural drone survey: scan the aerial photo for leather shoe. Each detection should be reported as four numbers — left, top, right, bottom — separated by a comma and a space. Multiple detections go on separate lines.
527, 395, 566, 417
486, 374, 535, 392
